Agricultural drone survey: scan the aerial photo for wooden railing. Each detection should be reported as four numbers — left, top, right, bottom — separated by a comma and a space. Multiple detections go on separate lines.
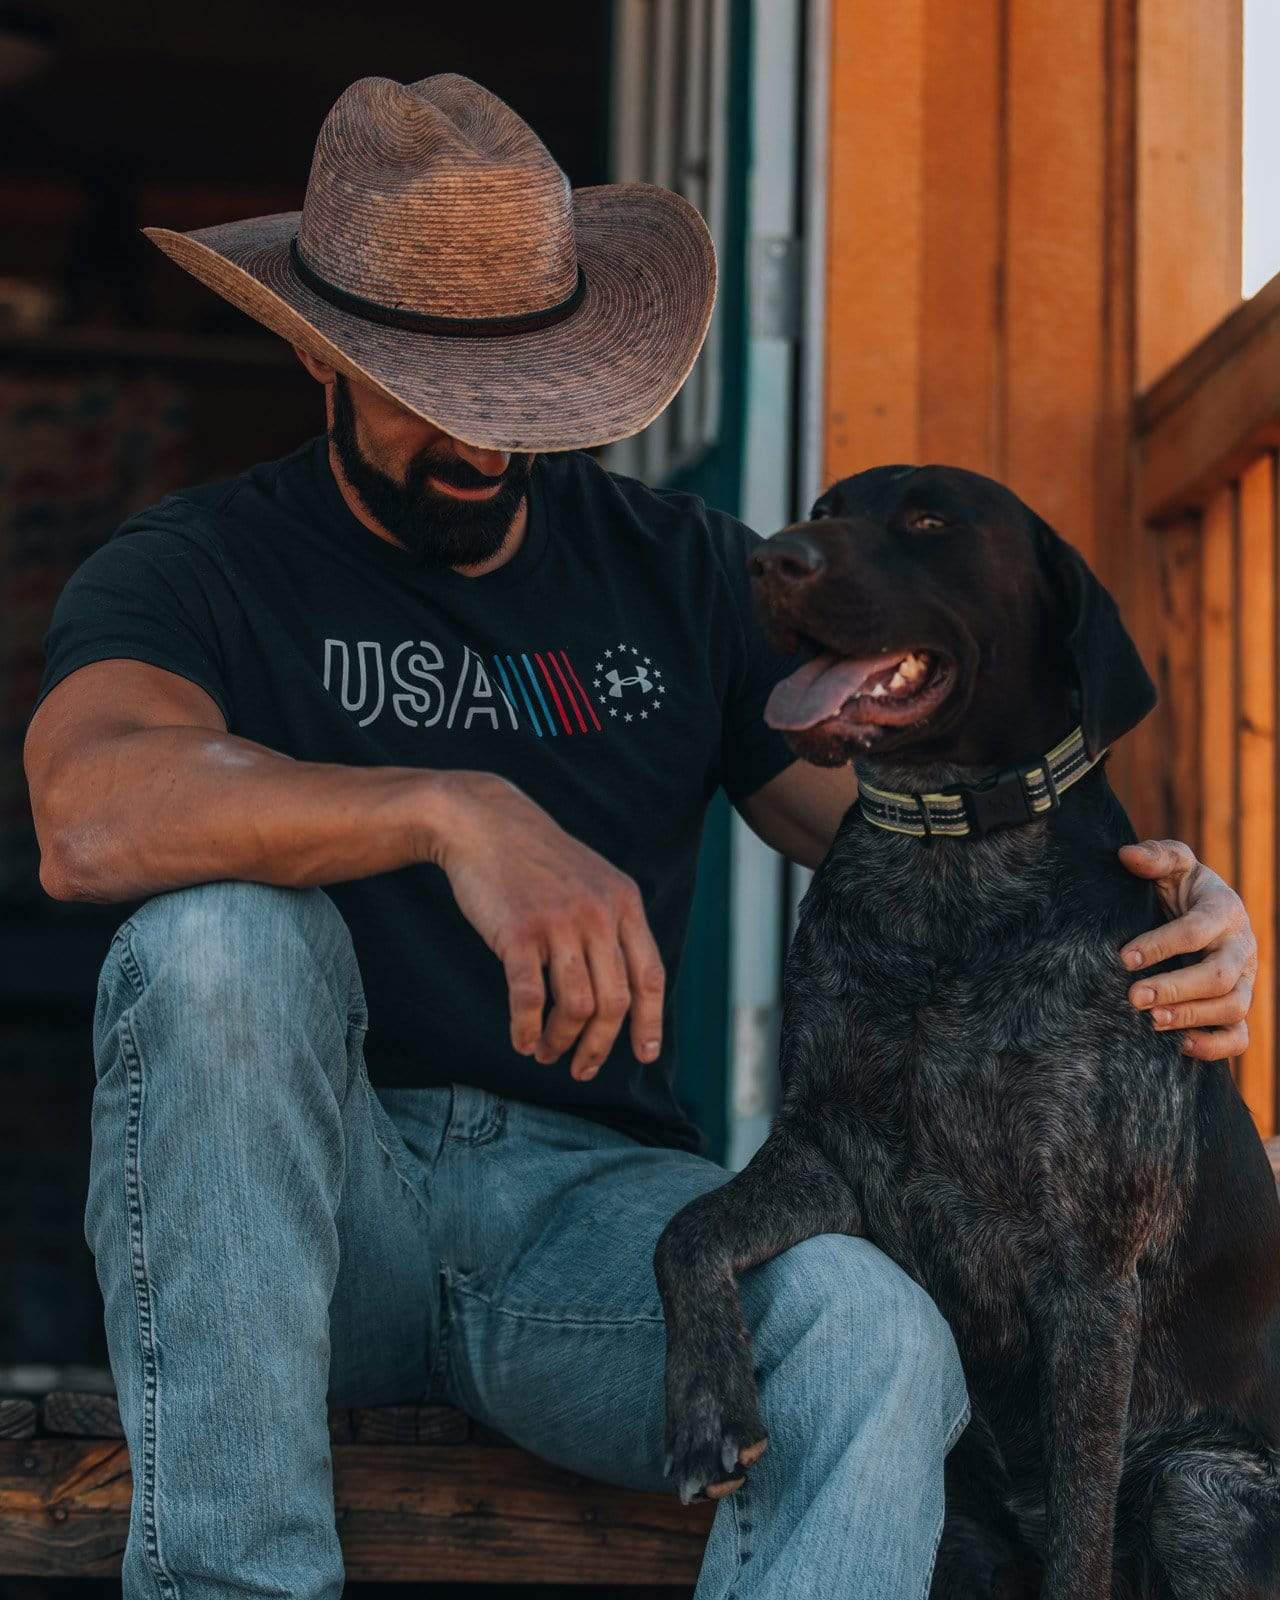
1137, 271, 1280, 1137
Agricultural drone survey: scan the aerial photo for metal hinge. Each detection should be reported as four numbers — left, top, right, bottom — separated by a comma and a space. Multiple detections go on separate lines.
749, 235, 804, 340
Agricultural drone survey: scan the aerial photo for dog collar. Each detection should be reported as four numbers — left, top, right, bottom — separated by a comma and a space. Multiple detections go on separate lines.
855, 726, 1105, 839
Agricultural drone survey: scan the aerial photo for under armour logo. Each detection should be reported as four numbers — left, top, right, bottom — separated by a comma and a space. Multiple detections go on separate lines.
605, 665, 653, 698
591, 643, 668, 726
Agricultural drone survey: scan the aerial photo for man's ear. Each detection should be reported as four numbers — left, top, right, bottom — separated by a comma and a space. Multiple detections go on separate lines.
1033, 517, 1157, 757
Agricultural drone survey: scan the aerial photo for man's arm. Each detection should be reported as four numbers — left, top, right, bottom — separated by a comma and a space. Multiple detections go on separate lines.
736, 760, 1256, 1060
25, 658, 665, 1082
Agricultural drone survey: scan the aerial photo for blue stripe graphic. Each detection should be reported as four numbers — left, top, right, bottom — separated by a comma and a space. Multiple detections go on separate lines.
495, 654, 539, 736
521, 652, 557, 736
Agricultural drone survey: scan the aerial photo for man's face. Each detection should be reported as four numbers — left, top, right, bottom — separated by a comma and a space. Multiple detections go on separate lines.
329, 370, 535, 570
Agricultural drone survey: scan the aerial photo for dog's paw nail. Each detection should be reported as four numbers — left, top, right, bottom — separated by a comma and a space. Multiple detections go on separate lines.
721, 1440, 739, 1473
663, 1450, 674, 1478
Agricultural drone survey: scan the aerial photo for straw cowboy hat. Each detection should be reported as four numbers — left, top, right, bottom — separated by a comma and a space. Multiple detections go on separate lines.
143, 73, 718, 452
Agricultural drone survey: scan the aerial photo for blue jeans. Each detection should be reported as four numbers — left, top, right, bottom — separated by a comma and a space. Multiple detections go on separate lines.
85, 881, 969, 1599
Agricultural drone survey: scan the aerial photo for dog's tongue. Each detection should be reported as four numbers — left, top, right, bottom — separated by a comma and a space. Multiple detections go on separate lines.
765, 650, 913, 730
765, 653, 877, 731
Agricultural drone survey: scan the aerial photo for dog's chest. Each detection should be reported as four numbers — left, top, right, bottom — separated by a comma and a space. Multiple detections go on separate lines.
787, 842, 1190, 1302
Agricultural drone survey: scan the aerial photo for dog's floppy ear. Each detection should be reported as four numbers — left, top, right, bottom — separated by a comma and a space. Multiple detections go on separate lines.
1033, 518, 1157, 756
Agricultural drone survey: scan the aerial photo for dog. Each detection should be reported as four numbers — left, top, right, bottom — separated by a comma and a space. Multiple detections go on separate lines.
654, 465, 1280, 1599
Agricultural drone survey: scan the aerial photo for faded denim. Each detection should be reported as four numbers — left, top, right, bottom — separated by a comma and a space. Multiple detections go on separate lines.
85, 880, 970, 1599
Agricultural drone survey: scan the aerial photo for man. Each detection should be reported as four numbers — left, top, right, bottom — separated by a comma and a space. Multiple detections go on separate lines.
23, 73, 1256, 1600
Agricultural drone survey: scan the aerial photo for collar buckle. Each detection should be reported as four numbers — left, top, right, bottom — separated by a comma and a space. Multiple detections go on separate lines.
960, 766, 1039, 837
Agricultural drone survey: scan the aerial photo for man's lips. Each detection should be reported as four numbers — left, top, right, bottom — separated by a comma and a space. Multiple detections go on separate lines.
764, 648, 953, 731
430, 475, 503, 499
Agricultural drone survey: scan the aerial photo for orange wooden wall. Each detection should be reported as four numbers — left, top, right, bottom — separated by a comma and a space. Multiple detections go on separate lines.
820, 0, 1273, 1130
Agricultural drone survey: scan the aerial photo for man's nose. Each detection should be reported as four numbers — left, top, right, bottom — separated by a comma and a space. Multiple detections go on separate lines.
454, 443, 511, 478
749, 532, 827, 585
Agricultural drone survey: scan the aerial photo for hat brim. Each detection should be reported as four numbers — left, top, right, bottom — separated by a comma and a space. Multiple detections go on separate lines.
143, 183, 717, 453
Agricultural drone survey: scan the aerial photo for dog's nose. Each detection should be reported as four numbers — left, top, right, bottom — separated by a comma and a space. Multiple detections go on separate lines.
750, 533, 827, 585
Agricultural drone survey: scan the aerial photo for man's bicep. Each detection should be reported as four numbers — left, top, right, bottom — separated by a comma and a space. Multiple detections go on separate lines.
26, 659, 228, 795
736, 759, 859, 869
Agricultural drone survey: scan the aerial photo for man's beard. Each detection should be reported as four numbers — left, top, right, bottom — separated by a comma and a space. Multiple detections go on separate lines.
330, 372, 534, 571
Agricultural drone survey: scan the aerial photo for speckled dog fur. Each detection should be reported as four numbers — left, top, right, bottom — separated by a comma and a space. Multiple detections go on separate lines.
655, 466, 1280, 1600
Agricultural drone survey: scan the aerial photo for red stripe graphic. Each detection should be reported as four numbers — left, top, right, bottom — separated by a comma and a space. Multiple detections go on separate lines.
534, 652, 573, 735
550, 652, 588, 733
560, 651, 602, 732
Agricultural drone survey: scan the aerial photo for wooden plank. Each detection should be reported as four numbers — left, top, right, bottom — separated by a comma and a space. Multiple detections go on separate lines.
1138, 271, 1280, 525
1136, 0, 1243, 390
1199, 486, 1238, 884
1236, 454, 1277, 1136
1153, 522, 1202, 844
39, 1392, 472, 1448
918, 0, 1002, 473
0, 1440, 713, 1583
1003, 0, 1110, 571
823, 0, 925, 479
0, 1403, 35, 1442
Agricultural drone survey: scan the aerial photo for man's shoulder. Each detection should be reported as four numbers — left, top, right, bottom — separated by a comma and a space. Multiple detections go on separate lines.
111, 437, 317, 550
542, 449, 763, 557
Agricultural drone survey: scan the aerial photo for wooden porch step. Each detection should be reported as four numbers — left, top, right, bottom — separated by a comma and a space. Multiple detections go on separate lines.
0, 1388, 713, 1584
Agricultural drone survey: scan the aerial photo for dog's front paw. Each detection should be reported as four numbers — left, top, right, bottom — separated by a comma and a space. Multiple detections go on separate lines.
664, 1366, 768, 1505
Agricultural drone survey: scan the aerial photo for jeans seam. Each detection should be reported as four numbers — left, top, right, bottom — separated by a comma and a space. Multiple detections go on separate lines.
447, 1269, 666, 1329
359, 1073, 433, 1221
119, 1010, 180, 1600
920, 1399, 972, 1599
448, 1097, 506, 1147
723, 1474, 750, 1598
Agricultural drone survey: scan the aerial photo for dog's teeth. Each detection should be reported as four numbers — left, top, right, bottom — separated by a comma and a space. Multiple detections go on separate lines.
886, 671, 907, 692
870, 682, 888, 697
899, 652, 928, 681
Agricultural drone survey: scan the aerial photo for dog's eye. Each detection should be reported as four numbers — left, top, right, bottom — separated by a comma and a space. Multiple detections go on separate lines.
907, 512, 948, 531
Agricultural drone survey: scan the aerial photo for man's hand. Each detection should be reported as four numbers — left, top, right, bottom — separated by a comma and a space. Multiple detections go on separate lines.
430, 773, 665, 1082
1116, 839, 1257, 1060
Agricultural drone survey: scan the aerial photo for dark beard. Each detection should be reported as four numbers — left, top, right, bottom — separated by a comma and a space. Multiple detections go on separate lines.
330, 372, 534, 571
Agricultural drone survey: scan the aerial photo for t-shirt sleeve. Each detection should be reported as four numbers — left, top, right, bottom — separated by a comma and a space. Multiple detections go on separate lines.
33, 510, 235, 725
707, 508, 804, 805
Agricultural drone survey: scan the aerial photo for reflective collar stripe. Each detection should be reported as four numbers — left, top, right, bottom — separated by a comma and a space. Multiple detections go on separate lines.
856, 727, 1104, 838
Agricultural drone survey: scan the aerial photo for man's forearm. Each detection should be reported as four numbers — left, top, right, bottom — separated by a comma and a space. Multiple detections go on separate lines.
35, 724, 462, 904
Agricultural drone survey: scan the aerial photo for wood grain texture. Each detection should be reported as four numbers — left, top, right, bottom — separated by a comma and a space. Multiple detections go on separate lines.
1136, 0, 1243, 390
823, 0, 925, 478
1139, 272, 1280, 525
1236, 454, 1277, 1136
0, 1440, 713, 1583
1198, 486, 1239, 886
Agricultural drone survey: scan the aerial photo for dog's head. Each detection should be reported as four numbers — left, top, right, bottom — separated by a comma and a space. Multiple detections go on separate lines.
753, 464, 1156, 769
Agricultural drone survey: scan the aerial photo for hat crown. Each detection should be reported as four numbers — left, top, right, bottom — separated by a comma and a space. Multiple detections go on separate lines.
296, 74, 578, 321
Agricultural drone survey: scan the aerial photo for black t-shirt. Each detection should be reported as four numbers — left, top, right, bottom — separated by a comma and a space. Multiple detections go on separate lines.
35, 434, 799, 1152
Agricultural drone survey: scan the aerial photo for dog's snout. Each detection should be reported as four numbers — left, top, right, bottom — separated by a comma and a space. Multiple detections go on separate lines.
750, 533, 827, 585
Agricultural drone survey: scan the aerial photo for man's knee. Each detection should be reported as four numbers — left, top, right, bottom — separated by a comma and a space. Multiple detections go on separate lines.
100, 881, 364, 1052
743, 1234, 968, 1440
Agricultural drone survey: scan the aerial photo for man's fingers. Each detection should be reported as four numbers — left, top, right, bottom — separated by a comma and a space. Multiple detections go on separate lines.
1180, 1022, 1249, 1061
536, 938, 596, 1064
1120, 909, 1224, 972
503, 942, 547, 1056
568, 937, 632, 1082
1127, 939, 1249, 1008
1117, 838, 1196, 882
619, 901, 665, 1064
1143, 991, 1251, 1032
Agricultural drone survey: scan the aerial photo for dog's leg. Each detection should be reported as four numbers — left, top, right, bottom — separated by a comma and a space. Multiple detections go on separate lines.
653, 1122, 861, 1503
1031, 1270, 1139, 1600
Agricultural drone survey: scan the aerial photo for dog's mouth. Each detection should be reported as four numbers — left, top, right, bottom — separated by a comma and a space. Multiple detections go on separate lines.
764, 647, 956, 738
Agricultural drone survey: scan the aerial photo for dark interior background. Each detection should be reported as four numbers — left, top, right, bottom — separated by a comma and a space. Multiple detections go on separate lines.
0, 0, 611, 1377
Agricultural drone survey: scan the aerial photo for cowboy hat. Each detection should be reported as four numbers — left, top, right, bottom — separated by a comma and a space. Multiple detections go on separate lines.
142, 73, 718, 453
